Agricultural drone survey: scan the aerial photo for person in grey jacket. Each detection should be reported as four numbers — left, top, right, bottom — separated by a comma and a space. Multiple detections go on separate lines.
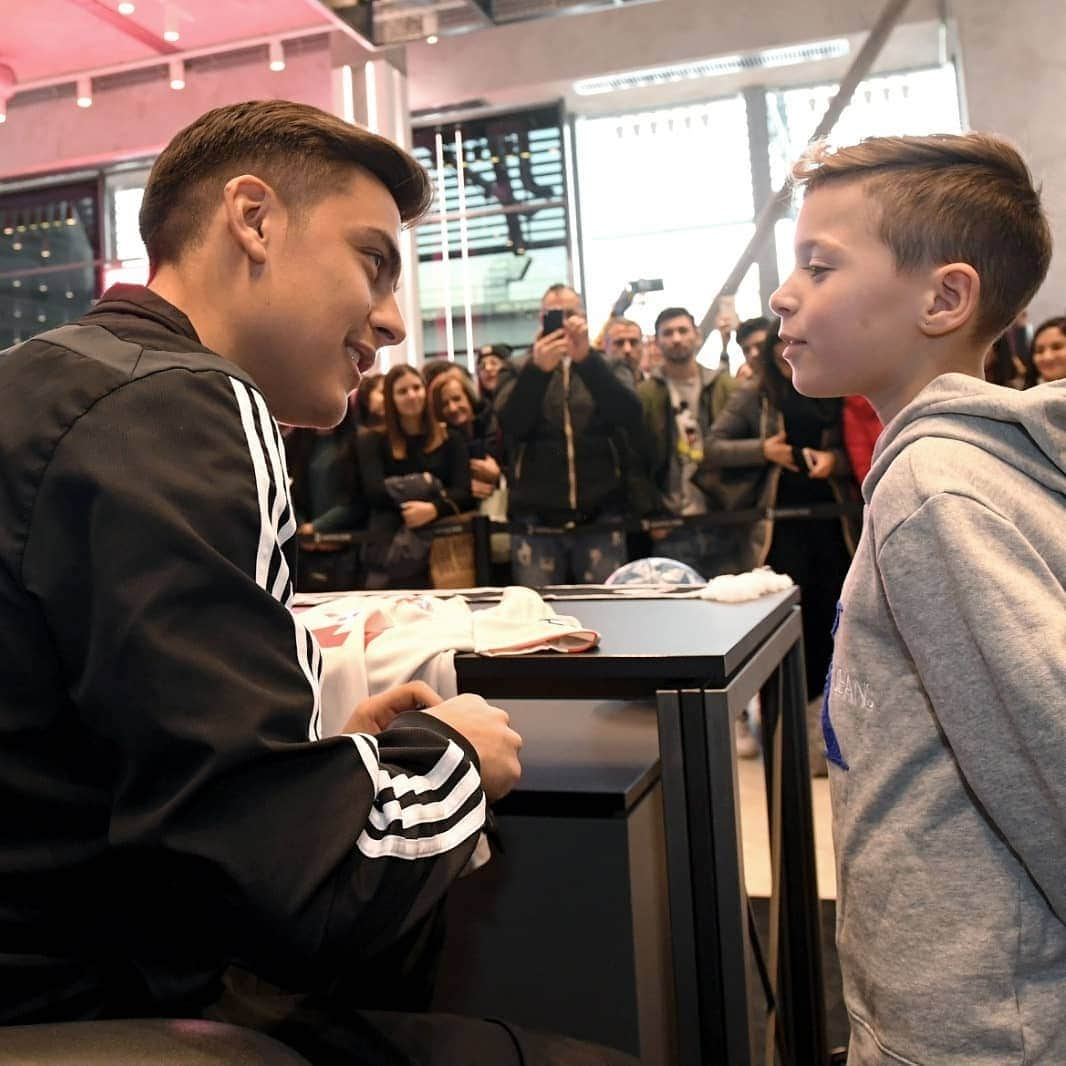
771, 131, 1059, 1065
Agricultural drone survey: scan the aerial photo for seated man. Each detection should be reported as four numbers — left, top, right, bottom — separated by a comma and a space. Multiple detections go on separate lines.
496, 284, 643, 586
0, 100, 631, 1066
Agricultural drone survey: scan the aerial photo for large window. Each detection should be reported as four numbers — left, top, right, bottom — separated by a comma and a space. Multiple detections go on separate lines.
575, 96, 762, 352
411, 104, 572, 365
770, 65, 964, 284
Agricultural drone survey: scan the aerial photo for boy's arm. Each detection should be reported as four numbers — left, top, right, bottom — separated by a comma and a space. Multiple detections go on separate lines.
879, 490, 1066, 919
22, 368, 486, 988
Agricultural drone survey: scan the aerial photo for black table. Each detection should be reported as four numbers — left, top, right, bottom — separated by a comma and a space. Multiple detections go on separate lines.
435, 698, 673, 1062
456, 588, 828, 1066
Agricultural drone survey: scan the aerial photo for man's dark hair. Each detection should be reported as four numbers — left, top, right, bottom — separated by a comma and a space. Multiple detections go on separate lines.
541, 283, 583, 308
654, 307, 696, 334
736, 316, 772, 347
139, 100, 434, 273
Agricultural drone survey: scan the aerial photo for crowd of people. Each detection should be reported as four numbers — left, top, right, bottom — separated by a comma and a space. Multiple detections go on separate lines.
286, 283, 1065, 717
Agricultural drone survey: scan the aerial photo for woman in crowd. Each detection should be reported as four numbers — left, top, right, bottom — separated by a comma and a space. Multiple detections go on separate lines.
1031, 315, 1066, 384
701, 323, 859, 701
358, 364, 473, 587
429, 368, 505, 495
353, 371, 386, 429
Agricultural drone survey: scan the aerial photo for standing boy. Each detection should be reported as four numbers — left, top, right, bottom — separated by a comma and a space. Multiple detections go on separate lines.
771, 133, 1066, 1063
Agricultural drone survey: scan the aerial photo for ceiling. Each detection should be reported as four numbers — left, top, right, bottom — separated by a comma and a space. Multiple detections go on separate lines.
0, 0, 338, 88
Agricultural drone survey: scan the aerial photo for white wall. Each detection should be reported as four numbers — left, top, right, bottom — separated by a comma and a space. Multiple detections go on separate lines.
954, 0, 1066, 322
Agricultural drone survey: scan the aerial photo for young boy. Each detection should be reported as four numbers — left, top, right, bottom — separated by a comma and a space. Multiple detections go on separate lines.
771, 134, 1066, 1063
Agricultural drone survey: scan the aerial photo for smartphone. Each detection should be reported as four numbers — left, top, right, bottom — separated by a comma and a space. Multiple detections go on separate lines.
542, 308, 566, 335
468, 440, 487, 460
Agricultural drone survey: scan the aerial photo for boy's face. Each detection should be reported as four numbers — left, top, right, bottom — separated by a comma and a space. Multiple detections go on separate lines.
242, 167, 405, 428
770, 181, 929, 406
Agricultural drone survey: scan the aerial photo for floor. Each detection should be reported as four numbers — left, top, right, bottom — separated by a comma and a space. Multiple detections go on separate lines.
736, 754, 851, 1056
736, 755, 836, 900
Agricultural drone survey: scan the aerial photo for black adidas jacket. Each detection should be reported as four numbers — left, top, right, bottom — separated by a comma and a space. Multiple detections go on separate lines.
0, 287, 484, 1023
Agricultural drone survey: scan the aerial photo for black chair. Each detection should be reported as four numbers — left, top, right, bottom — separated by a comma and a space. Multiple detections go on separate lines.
0, 1019, 311, 1064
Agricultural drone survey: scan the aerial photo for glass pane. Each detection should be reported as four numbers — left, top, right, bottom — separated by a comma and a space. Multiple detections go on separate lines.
767, 65, 964, 191
0, 187, 99, 348
412, 104, 570, 361
575, 96, 759, 333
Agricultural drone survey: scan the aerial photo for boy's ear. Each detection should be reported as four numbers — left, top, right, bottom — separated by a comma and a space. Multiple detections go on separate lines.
222, 174, 279, 267
919, 263, 981, 338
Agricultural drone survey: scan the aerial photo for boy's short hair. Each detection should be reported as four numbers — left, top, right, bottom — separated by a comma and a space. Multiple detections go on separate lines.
654, 307, 696, 335
791, 134, 1052, 342
140, 100, 434, 272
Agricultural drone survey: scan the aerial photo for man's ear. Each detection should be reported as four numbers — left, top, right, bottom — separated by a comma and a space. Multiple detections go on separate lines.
222, 174, 279, 266
919, 263, 981, 338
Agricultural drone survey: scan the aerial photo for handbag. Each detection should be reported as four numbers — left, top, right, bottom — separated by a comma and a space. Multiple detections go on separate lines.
429, 513, 477, 589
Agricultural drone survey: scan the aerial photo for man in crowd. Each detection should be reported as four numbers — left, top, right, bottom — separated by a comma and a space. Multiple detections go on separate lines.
636, 306, 738, 577
602, 315, 645, 385
496, 284, 643, 585
735, 315, 772, 380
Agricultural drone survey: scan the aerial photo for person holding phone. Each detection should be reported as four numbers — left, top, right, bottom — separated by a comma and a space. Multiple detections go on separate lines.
428, 368, 505, 500
495, 283, 643, 586
701, 322, 860, 703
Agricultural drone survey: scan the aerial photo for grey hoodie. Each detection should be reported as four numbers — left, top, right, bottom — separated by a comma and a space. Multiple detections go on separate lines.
826, 374, 1066, 1064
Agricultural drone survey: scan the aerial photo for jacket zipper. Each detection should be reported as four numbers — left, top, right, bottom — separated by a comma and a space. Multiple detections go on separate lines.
562, 360, 577, 511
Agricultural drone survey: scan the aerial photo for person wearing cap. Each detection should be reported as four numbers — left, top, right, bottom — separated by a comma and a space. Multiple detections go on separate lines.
475, 343, 514, 409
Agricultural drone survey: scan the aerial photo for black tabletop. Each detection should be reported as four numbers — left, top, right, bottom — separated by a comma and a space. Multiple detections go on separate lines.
457, 587, 799, 699
490, 698, 660, 818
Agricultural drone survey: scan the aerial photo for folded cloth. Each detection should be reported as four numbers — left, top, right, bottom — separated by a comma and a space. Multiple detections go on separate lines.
472, 586, 599, 655
698, 566, 795, 603
297, 587, 600, 736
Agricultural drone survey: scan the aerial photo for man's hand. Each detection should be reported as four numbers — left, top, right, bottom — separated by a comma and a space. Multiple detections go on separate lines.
424, 694, 523, 803
401, 500, 438, 528
563, 314, 591, 364
469, 456, 500, 485
471, 479, 495, 500
343, 681, 444, 735
804, 448, 836, 479
532, 329, 567, 373
763, 430, 799, 471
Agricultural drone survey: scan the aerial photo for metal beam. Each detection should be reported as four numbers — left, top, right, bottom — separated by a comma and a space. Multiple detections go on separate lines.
697, 0, 912, 338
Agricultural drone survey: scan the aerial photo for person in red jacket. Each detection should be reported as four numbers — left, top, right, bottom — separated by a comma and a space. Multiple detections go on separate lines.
842, 394, 883, 487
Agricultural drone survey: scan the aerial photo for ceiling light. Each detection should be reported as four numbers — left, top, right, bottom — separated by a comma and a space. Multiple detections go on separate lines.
76, 76, 92, 108
268, 40, 285, 72
163, 5, 179, 42
426, 35, 439, 45
117, 1, 136, 14
169, 57, 185, 90
0, 102, 6, 124
574, 38, 850, 96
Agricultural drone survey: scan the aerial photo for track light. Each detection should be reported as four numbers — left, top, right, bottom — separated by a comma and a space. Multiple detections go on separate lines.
268, 40, 285, 72
76, 76, 92, 108
117, 1, 135, 14
163, 4, 179, 42
168, 57, 185, 90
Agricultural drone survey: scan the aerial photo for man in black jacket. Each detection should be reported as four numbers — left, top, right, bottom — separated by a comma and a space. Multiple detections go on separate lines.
496, 284, 642, 586
0, 101, 631, 1066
